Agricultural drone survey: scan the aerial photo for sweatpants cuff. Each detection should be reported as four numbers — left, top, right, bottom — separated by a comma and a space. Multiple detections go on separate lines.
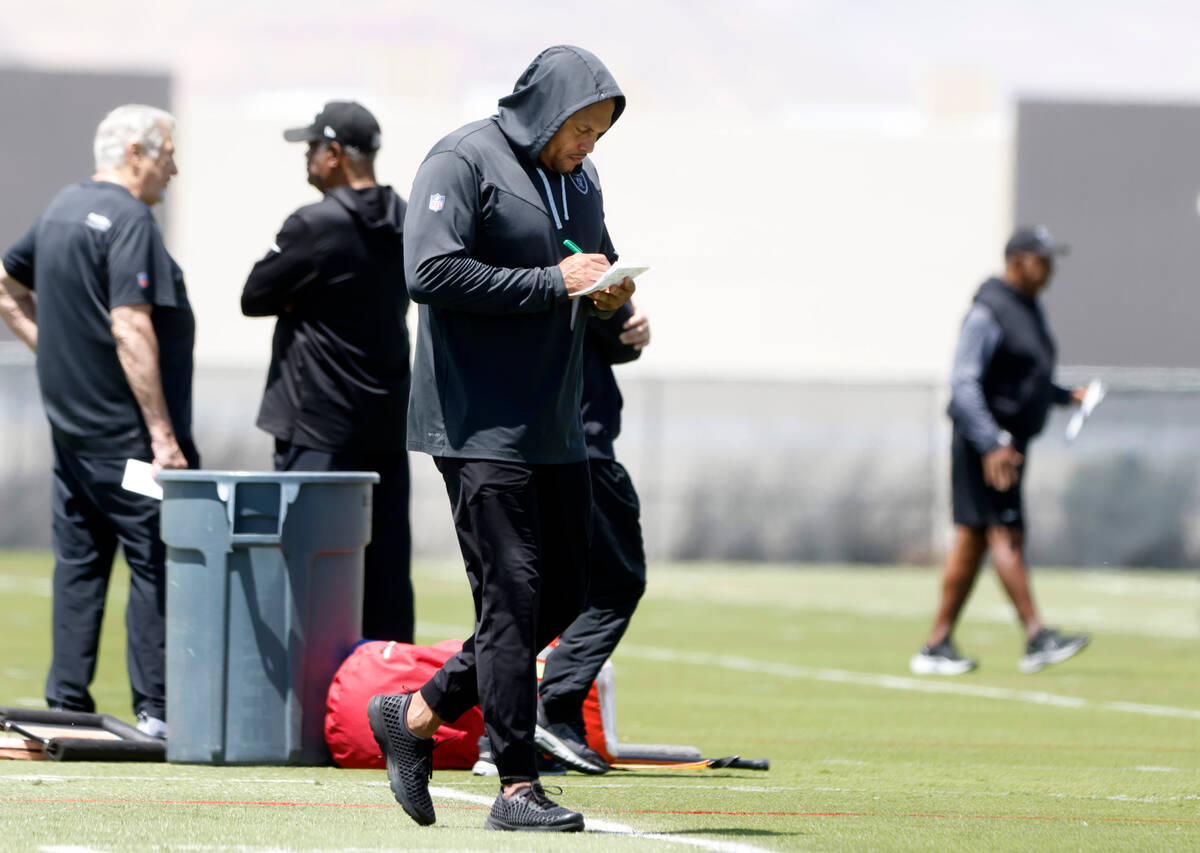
499, 773, 538, 786
419, 681, 472, 727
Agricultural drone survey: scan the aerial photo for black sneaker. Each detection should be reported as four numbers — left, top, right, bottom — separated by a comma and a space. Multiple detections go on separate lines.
473, 735, 565, 777
484, 782, 584, 832
1019, 628, 1089, 674
533, 703, 609, 775
909, 638, 978, 675
367, 693, 436, 826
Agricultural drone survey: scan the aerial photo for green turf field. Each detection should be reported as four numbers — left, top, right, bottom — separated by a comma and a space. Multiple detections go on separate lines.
1, 550, 1198, 851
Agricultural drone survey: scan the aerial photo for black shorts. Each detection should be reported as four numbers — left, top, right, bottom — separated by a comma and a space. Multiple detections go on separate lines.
951, 428, 1025, 530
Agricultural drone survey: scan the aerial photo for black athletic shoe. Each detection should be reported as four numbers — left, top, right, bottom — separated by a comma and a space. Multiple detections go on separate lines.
367, 692, 436, 826
534, 721, 609, 774
484, 782, 584, 832
533, 704, 610, 775
1019, 628, 1090, 674
909, 638, 978, 675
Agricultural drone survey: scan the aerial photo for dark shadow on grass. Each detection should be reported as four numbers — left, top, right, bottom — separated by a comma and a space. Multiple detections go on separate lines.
652, 828, 800, 839
608, 772, 768, 779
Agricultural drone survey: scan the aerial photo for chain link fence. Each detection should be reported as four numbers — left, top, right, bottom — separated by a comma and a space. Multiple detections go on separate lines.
3, 349, 1198, 568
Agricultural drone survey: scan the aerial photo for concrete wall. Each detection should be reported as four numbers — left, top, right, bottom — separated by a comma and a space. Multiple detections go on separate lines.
0, 68, 171, 348
1018, 99, 1200, 370
5, 355, 1199, 568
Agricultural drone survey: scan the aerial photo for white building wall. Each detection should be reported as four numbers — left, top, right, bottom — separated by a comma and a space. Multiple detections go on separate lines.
3, 0, 1031, 384
174, 96, 1012, 381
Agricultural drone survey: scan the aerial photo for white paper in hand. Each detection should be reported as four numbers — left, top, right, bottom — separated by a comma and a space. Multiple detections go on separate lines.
1065, 378, 1106, 442
570, 263, 649, 299
122, 458, 163, 500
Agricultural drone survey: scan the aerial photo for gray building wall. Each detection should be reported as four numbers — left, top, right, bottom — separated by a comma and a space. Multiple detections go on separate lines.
1016, 99, 1200, 369
0, 67, 172, 344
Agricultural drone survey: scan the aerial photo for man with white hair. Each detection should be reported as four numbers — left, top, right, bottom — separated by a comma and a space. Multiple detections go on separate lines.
0, 104, 197, 737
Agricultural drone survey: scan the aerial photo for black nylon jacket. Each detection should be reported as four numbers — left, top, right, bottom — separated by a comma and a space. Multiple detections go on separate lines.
242, 185, 410, 454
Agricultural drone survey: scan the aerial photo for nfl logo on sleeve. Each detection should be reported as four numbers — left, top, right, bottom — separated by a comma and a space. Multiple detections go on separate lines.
429, 193, 446, 212
136, 272, 150, 289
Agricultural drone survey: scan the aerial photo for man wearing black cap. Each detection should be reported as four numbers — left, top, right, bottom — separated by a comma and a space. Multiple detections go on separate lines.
911, 226, 1090, 677
366, 46, 635, 832
241, 101, 414, 643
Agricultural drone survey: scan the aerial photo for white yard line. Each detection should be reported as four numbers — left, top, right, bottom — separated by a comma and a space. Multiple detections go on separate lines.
429, 786, 779, 853
139, 848, 426, 852
0, 575, 51, 596
11, 774, 1195, 813
809, 784, 1200, 805
1, 775, 330, 784
419, 619, 1200, 719
617, 644, 1200, 720
413, 620, 472, 638
167, 848, 466, 852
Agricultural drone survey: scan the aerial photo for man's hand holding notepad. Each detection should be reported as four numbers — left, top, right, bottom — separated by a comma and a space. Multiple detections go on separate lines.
570, 263, 650, 299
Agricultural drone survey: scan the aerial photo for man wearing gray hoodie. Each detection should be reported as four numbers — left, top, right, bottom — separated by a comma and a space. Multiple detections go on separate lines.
368, 46, 634, 832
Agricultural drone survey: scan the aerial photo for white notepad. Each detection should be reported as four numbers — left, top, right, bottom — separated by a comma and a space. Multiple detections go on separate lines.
121, 458, 163, 500
1065, 378, 1106, 442
570, 263, 649, 298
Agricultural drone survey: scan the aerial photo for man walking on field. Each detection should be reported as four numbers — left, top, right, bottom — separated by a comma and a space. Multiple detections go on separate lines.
911, 226, 1089, 677
366, 45, 635, 832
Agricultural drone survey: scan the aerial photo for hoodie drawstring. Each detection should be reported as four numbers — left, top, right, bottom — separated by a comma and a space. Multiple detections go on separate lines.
536, 168, 563, 230
560, 173, 569, 221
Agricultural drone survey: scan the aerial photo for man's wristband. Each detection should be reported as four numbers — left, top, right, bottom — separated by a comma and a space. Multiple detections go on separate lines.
994, 429, 1013, 448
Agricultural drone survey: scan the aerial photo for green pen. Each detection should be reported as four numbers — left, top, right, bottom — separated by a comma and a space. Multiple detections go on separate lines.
562, 239, 583, 254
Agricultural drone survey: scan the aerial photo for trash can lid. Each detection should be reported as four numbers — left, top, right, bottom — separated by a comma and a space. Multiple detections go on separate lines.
156, 470, 381, 484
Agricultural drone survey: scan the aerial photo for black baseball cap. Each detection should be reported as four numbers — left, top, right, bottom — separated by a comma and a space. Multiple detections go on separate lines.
1005, 225, 1069, 259
283, 101, 381, 152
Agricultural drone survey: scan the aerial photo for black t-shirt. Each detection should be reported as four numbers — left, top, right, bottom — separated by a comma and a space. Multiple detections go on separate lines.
3, 180, 195, 457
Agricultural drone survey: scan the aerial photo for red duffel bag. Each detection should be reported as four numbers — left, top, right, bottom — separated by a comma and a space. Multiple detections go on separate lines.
324, 639, 485, 770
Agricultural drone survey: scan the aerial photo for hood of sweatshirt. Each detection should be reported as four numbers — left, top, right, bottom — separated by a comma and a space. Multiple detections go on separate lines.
976, 276, 1039, 308
495, 45, 626, 165
327, 184, 405, 241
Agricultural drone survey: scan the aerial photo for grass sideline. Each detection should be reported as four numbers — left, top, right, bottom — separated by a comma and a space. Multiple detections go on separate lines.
0, 549, 1197, 851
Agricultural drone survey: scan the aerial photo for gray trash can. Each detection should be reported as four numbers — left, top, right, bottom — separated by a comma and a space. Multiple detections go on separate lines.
157, 470, 379, 765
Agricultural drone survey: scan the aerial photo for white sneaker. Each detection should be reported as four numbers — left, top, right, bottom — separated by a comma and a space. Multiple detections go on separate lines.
472, 735, 499, 776
136, 711, 167, 739
909, 639, 978, 675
